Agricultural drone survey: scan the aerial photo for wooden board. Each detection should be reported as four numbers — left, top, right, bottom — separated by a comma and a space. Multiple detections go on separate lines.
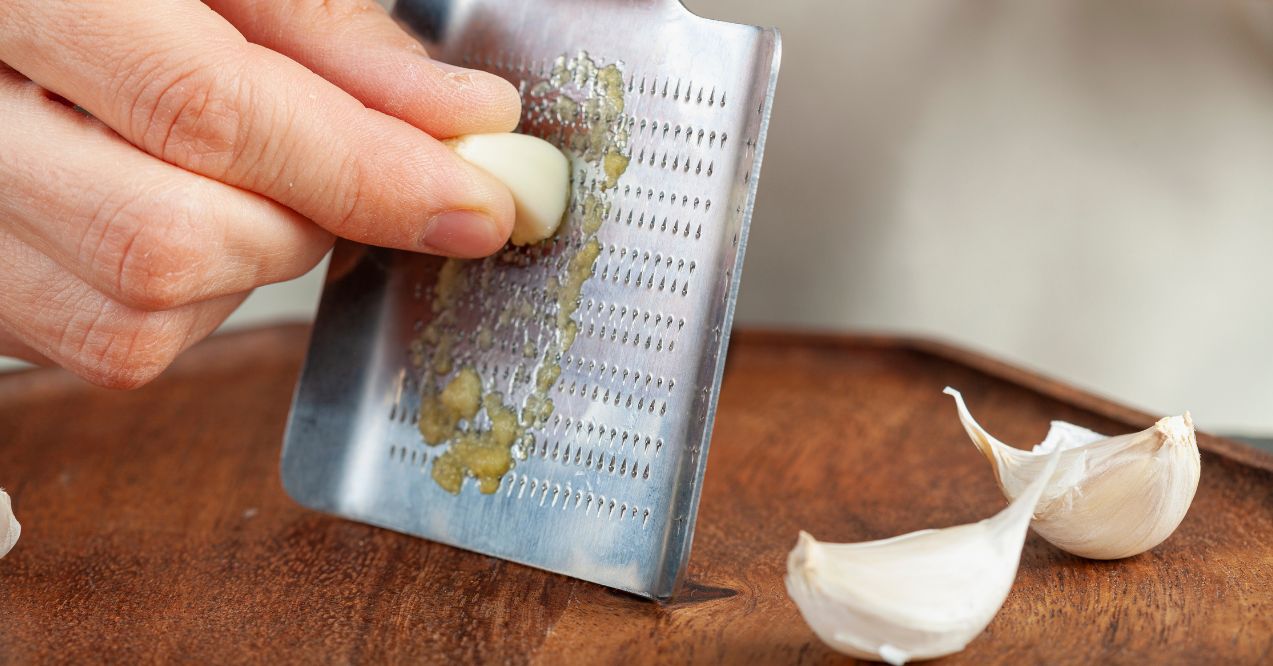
1, 325, 1269, 664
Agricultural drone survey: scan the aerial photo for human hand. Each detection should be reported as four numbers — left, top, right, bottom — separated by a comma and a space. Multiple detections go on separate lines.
0, 0, 519, 388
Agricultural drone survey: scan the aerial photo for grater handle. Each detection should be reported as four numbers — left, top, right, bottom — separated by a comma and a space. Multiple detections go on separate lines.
387, 0, 692, 46
387, 0, 453, 43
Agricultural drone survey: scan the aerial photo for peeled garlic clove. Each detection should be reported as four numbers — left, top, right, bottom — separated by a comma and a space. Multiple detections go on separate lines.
444, 133, 571, 246
944, 387, 1200, 560
0, 488, 19, 558
786, 452, 1060, 665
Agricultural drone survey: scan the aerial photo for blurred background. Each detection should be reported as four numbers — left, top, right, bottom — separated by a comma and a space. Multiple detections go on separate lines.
3, 0, 1271, 444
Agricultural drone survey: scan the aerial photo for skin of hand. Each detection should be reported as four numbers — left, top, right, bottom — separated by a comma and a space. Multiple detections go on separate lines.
0, 0, 521, 388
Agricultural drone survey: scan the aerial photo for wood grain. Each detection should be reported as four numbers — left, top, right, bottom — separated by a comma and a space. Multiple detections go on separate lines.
0, 325, 1269, 664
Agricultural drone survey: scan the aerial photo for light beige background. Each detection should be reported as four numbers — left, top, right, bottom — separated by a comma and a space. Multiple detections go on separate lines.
5, 0, 1272, 435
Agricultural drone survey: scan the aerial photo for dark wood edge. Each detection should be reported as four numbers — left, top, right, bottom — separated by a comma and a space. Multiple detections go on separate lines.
4, 324, 1268, 474
730, 327, 1273, 473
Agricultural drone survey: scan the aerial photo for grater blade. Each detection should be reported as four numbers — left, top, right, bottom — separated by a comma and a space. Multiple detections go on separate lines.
280, 0, 780, 600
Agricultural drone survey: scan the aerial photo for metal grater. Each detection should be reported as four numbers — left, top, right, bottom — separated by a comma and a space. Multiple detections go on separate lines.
280, 0, 780, 600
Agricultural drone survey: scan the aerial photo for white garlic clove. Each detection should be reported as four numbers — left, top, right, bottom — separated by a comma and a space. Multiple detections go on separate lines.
944, 387, 1201, 560
444, 133, 571, 246
786, 451, 1060, 665
0, 488, 19, 558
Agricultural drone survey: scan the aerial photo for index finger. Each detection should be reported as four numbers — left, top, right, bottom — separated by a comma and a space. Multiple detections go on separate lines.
206, 0, 523, 139
0, 0, 514, 257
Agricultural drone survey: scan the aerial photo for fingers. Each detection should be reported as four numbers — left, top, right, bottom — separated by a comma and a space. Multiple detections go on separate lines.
0, 326, 51, 367
0, 0, 514, 256
0, 68, 333, 311
0, 228, 245, 389
206, 0, 522, 138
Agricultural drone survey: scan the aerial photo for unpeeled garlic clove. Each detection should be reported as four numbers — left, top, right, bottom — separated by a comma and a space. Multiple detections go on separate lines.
785, 451, 1060, 665
444, 133, 571, 246
0, 488, 19, 558
944, 387, 1200, 560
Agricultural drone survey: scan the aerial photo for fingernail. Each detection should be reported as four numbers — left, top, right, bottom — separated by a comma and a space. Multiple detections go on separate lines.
422, 210, 503, 257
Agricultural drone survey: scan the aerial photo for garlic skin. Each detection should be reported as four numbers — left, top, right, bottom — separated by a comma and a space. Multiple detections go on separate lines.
786, 452, 1060, 665
0, 488, 19, 559
444, 133, 571, 246
944, 387, 1200, 560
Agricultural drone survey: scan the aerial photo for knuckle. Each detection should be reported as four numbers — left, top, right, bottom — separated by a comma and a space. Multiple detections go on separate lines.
86, 190, 213, 310
124, 52, 251, 175
61, 309, 184, 390
323, 152, 371, 237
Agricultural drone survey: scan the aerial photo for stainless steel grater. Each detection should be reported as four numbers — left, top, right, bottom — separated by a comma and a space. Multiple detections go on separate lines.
280, 0, 780, 600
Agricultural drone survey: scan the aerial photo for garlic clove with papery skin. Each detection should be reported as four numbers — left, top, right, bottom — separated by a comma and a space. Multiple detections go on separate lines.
944, 387, 1201, 560
785, 451, 1060, 665
0, 488, 19, 558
